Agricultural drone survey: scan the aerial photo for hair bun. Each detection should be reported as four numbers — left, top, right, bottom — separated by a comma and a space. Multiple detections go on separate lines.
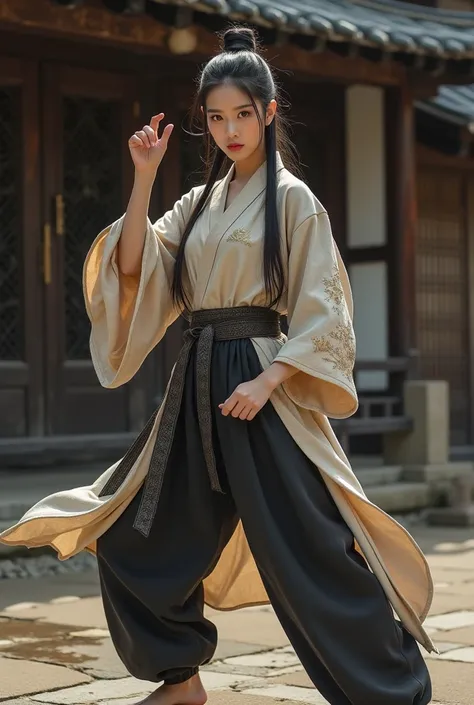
222, 27, 257, 53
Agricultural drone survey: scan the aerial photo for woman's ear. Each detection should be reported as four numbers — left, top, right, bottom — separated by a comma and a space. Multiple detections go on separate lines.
266, 99, 277, 126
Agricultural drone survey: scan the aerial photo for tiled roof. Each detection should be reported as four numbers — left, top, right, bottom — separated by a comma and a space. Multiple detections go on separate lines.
155, 0, 474, 59
418, 84, 474, 130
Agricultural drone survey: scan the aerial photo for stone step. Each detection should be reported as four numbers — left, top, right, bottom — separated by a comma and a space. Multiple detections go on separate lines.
354, 466, 403, 487
0, 502, 33, 522
0, 432, 135, 468
0, 466, 103, 521
364, 482, 431, 513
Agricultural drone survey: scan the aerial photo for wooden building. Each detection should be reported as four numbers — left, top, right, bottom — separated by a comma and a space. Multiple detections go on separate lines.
415, 84, 474, 452
1, 0, 474, 463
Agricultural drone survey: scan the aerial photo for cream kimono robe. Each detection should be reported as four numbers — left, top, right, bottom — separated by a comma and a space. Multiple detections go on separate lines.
0, 152, 436, 654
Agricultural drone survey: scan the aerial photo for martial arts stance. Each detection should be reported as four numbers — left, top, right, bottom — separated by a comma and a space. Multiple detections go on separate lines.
0, 25, 435, 705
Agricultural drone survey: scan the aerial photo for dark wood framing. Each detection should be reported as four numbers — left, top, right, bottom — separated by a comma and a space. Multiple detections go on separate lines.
0, 0, 409, 89
468, 176, 474, 444
40, 64, 142, 434
2, 0, 471, 89
416, 143, 474, 446
0, 57, 42, 436
385, 83, 418, 362
417, 144, 474, 170
0, 0, 169, 51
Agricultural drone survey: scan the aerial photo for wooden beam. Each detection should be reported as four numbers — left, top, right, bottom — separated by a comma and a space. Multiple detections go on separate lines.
0, 0, 168, 49
268, 43, 405, 86
0, 0, 415, 89
466, 174, 474, 442
417, 144, 474, 171
3, 0, 471, 93
386, 83, 418, 362
3, 0, 474, 93
188, 25, 407, 85
407, 71, 440, 100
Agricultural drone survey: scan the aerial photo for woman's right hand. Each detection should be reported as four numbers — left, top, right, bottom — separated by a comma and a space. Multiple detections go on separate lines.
128, 113, 174, 175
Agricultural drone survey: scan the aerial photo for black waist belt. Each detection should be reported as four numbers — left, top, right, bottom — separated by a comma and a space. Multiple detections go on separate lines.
99, 306, 282, 537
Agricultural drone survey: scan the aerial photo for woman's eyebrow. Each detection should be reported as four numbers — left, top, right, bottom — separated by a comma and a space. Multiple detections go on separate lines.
207, 104, 253, 113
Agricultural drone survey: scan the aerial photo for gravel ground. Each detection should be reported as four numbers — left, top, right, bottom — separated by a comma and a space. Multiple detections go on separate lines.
0, 551, 98, 579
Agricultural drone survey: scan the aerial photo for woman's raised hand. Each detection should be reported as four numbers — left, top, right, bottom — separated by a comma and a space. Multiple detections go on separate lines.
128, 114, 174, 175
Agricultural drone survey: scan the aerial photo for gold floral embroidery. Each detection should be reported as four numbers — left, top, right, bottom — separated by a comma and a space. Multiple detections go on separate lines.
323, 265, 345, 314
227, 228, 252, 247
312, 321, 355, 380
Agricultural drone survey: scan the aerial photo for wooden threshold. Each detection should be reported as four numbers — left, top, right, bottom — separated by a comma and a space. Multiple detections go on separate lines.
0, 432, 137, 468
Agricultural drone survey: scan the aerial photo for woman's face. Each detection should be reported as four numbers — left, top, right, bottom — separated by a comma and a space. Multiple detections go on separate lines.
205, 83, 276, 164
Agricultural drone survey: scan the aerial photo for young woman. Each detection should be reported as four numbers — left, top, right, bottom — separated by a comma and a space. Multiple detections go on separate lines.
1, 26, 435, 705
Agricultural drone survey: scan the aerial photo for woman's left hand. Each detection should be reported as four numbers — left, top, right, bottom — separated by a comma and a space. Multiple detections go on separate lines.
219, 376, 274, 421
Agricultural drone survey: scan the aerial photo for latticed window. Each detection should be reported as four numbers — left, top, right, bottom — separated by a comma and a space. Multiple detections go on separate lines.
63, 96, 122, 360
416, 168, 470, 445
0, 88, 23, 361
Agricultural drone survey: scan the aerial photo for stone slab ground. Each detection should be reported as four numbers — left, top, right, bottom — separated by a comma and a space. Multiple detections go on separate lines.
0, 525, 473, 705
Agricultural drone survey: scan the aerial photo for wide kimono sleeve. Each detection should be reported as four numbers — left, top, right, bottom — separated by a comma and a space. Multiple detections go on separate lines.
273, 210, 358, 418
83, 187, 199, 388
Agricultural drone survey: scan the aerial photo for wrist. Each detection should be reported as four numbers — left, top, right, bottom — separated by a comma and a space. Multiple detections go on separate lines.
258, 361, 298, 392
258, 371, 279, 393
133, 167, 158, 188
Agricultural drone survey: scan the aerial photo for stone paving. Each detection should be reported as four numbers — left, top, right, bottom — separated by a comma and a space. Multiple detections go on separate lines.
0, 526, 473, 704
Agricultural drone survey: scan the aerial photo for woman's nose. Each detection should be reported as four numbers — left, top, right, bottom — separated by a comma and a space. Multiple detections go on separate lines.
227, 122, 239, 138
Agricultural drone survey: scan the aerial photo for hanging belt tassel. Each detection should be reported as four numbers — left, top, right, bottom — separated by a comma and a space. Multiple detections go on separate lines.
196, 324, 224, 494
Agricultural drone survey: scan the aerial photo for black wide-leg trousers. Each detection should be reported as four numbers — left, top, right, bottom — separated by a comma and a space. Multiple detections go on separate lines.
96, 339, 432, 705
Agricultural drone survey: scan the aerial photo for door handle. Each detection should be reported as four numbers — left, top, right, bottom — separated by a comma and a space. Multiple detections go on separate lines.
55, 194, 65, 236
43, 223, 52, 285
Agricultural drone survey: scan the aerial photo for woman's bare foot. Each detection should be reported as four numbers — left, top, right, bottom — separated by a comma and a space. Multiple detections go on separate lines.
136, 673, 207, 705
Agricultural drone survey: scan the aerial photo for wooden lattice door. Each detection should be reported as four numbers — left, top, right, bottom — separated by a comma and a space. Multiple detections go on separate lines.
416, 166, 471, 445
41, 64, 142, 434
0, 58, 42, 437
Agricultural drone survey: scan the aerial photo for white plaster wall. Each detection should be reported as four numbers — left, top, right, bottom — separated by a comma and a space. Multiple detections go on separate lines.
346, 85, 386, 248
350, 261, 388, 391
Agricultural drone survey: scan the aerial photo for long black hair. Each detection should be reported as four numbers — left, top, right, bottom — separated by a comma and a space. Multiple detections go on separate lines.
171, 25, 299, 313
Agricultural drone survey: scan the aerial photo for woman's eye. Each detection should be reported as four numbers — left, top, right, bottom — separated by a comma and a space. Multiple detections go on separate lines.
239, 110, 251, 118
210, 115, 222, 121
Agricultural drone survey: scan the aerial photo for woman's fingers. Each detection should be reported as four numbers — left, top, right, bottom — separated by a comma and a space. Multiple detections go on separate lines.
149, 113, 164, 135
159, 122, 174, 148
132, 130, 150, 148
219, 397, 258, 420
130, 122, 173, 151
142, 125, 156, 146
220, 397, 236, 416
128, 134, 144, 148
129, 115, 173, 152
231, 400, 247, 418
127, 113, 174, 172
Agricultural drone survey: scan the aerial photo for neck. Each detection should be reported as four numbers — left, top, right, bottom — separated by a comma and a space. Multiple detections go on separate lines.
232, 146, 266, 183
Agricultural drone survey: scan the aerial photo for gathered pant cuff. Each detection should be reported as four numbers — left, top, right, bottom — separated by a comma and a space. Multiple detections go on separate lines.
163, 667, 199, 685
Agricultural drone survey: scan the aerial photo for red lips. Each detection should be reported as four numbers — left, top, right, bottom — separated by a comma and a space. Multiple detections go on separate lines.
228, 144, 243, 151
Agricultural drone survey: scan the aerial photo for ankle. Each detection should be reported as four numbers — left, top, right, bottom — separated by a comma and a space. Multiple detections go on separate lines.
165, 672, 201, 689
160, 673, 207, 705
164, 668, 199, 686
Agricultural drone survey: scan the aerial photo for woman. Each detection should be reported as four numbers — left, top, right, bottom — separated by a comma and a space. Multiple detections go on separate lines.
1, 26, 435, 705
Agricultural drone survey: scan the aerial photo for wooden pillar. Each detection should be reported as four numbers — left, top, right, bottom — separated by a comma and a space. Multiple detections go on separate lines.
385, 81, 418, 371
467, 175, 474, 442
